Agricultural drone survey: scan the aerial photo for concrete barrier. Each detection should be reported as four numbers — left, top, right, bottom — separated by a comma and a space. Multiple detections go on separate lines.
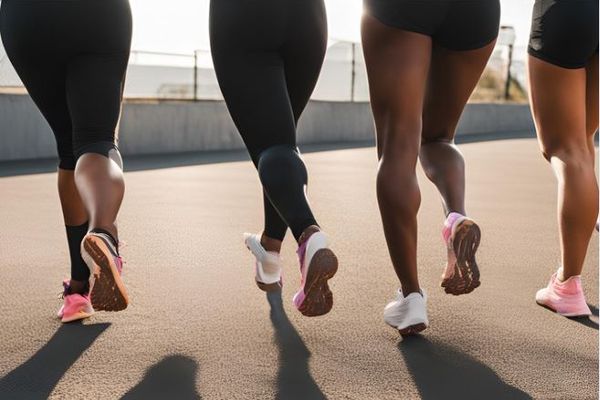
0, 94, 535, 162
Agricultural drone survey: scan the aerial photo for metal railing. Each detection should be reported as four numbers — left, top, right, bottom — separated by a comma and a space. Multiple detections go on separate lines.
0, 40, 526, 103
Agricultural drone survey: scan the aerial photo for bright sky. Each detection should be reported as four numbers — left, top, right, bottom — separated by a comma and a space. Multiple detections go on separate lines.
129, 0, 534, 54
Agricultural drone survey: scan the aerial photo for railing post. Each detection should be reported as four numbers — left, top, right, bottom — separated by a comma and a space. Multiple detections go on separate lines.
193, 50, 199, 102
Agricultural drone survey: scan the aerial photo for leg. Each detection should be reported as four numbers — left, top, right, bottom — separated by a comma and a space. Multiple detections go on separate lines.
585, 54, 599, 158
362, 14, 431, 294
528, 56, 597, 279
67, 52, 129, 244
420, 41, 496, 216
211, 43, 317, 243
0, 39, 91, 290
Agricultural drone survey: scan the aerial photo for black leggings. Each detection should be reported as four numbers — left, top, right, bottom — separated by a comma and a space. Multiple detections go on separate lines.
0, 0, 132, 170
210, 0, 327, 241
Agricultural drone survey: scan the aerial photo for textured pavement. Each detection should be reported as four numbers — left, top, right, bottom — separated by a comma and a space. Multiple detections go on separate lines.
0, 138, 598, 399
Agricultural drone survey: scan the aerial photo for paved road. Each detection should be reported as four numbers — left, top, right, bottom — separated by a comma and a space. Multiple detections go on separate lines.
0, 138, 597, 400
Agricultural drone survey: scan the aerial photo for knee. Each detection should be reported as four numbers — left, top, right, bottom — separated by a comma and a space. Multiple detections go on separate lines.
75, 141, 123, 170
542, 143, 594, 172
257, 145, 307, 187
376, 158, 421, 217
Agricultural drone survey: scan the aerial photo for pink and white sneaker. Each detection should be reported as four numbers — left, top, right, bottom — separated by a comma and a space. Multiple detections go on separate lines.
57, 280, 94, 323
536, 268, 592, 317
81, 231, 129, 312
441, 212, 481, 295
244, 233, 283, 292
292, 231, 338, 317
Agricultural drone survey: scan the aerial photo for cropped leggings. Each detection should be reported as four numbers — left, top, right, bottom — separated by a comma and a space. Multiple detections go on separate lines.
0, 0, 132, 170
210, 0, 327, 241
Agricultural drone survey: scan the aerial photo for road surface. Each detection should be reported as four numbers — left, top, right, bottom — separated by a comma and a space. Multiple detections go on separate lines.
0, 138, 597, 399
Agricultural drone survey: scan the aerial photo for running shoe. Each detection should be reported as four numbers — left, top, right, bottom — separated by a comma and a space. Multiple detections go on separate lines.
243, 233, 283, 292
81, 231, 129, 312
293, 231, 338, 317
384, 289, 429, 335
536, 268, 592, 317
441, 212, 481, 295
57, 280, 94, 323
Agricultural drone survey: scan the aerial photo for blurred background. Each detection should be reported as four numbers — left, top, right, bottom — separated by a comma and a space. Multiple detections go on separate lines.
0, 0, 533, 102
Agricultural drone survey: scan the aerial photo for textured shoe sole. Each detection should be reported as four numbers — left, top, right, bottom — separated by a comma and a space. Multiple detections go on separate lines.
297, 249, 338, 317
398, 323, 427, 336
83, 236, 129, 312
536, 300, 592, 317
442, 220, 481, 295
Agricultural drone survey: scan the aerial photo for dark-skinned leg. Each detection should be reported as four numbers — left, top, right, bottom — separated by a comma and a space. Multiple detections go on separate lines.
420, 41, 496, 216
362, 14, 431, 295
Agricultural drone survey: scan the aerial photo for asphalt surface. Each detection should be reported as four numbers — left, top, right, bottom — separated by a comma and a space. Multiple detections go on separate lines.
0, 138, 597, 400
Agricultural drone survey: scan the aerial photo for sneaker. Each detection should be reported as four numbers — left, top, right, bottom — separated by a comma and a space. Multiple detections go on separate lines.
536, 268, 592, 317
292, 231, 338, 317
384, 289, 428, 335
81, 231, 129, 312
243, 233, 283, 292
57, 280, 94, 323
441, 212, 481, 295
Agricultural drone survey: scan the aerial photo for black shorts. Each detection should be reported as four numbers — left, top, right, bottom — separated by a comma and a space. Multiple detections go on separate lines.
364, 0, 501, 51
528, 0, 599, 69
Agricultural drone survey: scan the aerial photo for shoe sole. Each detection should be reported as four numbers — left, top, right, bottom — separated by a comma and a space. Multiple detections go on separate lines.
256, 280, 282, 292
297, 248, 338, 317
398, 323, 427, 336
441, 220, 481, 295
83, 236, 129, 312
61, 310, 94, 324
536, 301, 592, 317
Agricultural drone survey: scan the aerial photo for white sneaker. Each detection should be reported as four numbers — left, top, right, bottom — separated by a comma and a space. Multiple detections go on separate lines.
383, 289, 429, 335
244, 233, 283, 292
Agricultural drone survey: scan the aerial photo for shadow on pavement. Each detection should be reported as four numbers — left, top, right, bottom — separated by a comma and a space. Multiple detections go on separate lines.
568, 304, 599, 330
0, 322, 110, 399
399, 336, 532, 400
267, 291, 327, 400
121, 355, 201, 400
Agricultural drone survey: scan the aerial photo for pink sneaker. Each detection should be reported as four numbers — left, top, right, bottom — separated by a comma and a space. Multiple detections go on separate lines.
536, 268, 592, 317
57, 280, 94, 323
81, 232, 129, 312
441, 212, 481, 295
292, 231, 338, 317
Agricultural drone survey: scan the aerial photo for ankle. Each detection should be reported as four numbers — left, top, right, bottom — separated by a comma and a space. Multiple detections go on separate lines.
68, 279, 89, 295
298, 225, 321, 246
260, 234, 282, 253
401, 284, 421, 296
90, 225, 119, 248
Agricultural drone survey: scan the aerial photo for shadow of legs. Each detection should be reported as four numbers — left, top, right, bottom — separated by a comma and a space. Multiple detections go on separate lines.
267, 291, 327, 400
0, 322, 110, 399
567, 304, 599, 330
121, 355, 201, 400
399, 336, 532, 400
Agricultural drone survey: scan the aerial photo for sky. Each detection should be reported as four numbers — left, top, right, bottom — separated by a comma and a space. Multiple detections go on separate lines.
129, 0, 535, 55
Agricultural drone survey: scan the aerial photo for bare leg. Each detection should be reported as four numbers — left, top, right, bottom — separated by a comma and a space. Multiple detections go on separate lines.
528, 55, 598, 279
362, 14, 431, 295
74, 154, 124, 243
419, 41, 496, 216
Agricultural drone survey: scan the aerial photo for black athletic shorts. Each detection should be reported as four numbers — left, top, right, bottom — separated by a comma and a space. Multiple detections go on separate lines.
364, 0, 501, 51
528, 0, 599, 69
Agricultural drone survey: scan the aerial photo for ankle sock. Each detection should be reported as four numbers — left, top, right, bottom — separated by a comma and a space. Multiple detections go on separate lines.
90, 228, 119, 252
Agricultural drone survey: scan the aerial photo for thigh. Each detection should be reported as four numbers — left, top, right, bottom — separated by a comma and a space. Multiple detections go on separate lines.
585, 54, 599, 138
66, 52, 129, 147
528, 56, 588, 157
283, 0, 327, 123
361, 13, 431, 159
422, 41, 496, 142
